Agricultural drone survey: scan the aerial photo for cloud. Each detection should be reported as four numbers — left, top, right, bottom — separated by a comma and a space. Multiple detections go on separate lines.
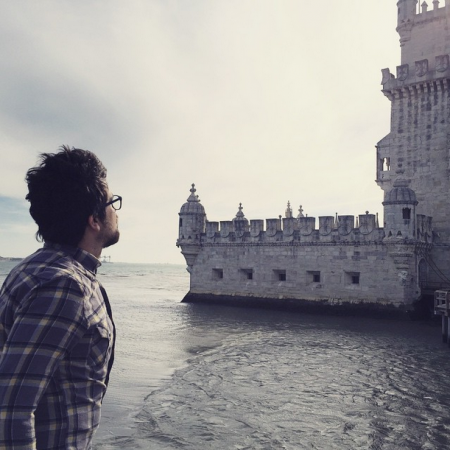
0, 0, 400, 263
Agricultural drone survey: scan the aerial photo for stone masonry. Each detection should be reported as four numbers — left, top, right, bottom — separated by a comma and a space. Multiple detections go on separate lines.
176, 0, 450, 315
378, 0, 450, 288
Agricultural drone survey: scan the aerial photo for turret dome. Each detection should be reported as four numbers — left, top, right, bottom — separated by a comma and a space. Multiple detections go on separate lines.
383, 178, 418, 205
180, 184, 205, 214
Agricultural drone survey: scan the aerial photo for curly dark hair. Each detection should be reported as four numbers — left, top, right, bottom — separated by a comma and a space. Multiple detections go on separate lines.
25, 145, 108, 246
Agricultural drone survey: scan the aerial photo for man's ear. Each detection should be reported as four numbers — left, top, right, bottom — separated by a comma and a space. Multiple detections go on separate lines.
87, 214, 101, 232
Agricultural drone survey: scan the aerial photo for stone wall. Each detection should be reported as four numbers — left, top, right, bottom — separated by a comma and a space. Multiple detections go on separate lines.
400, 4, 450, 66
188, 241, 421, 308
379, 1, 450, 286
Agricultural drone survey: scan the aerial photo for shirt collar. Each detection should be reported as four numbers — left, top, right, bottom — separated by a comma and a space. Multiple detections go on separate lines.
44, 242, 102, 274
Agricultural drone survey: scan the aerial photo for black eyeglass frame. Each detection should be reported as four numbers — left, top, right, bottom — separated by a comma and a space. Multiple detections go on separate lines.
104, 195, 122, 211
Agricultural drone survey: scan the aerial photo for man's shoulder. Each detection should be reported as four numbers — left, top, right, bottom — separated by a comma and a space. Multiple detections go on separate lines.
1, 247, 101, 320
7, 247, 96, 292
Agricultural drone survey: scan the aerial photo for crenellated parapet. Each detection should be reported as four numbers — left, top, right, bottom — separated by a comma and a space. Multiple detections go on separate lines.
203, 205, 386, 245
397, 0, 450, 47
381, 64, 450, 98
383, 0, 450, 94
177, 185, 433, 254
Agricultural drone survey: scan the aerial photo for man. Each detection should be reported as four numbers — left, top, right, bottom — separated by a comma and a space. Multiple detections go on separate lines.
0, 146, 121, 449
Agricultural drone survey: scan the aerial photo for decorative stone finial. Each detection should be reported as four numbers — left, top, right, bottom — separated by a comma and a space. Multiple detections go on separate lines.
187, 183, 200, 202
285, 201, 293, 218
297, 205, 304, 218
234, 203, 245, 220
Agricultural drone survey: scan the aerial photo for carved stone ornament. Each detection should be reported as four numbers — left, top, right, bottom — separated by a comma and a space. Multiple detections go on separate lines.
299, 217, 314, 236
283, 221, 294, 236
381, 68, 393, 85
300, 225, 313, 236
359, 215, 375, 235
266, 220, 278, 237
398, 270, 409, 286
319, 217, 333, 236
250, 220, 263, 237
436, 55, 449, 73
338, 216, 353, 236
415, 59, 428, 77
397, 64, 409, 81
220, 222, 232, 238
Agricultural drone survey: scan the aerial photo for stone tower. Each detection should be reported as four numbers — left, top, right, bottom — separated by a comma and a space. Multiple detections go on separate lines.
377, 0, 450, 285
383, 175, 418, 239
177, 184, 206, 269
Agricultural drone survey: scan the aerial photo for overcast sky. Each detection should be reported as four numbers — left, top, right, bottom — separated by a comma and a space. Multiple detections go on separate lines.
0, 0, 403, 264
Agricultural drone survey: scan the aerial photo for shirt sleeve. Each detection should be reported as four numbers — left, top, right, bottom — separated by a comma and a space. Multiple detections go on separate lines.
0, 276, 88, 450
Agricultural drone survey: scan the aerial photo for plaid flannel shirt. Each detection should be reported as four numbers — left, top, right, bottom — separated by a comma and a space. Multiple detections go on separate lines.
0, 243, 115, 450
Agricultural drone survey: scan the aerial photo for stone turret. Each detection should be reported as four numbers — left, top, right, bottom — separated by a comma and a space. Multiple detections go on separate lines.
383, 177, 418, 239
177, 184, 206, 269
396, 0, 417, 48
397, 0, 417, 24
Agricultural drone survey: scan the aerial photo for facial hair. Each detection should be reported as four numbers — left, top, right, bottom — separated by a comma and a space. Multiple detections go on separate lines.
103, 229, 120, 248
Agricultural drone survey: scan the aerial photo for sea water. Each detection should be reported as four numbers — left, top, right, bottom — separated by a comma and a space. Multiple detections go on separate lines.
1, 260, 450, 449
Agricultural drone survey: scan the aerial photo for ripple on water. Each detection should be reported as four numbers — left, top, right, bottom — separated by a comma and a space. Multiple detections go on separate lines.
126, 315, 450, 450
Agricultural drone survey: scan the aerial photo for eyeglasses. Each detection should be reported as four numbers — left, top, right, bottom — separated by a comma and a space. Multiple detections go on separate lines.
104, 195, 122, 211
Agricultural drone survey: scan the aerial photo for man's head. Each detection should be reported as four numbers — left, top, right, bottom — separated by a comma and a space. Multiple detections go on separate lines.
26, 146, 119, 249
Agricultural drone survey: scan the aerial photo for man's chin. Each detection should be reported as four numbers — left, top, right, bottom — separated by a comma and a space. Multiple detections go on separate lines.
103, 231, 120, 249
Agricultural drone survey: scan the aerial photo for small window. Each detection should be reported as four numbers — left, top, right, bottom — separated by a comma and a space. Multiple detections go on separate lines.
402, 208, 411, 220
273, 270, 286, 281
345, 271, 360, 285
308, 271, 321, 283
212, 269, 223, 280
240, 269, 254, 280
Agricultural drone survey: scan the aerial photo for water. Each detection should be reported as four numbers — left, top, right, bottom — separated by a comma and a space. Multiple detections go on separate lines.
1, 260, 450, 449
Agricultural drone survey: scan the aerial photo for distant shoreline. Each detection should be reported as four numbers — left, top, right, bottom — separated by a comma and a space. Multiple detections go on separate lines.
0, 257, 22, 261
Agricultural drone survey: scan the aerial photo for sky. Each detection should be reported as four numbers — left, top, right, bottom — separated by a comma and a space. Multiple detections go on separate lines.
0, 0, 403, 264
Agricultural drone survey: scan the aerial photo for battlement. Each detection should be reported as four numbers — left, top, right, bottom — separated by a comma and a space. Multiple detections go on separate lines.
413, 0, 448, 18
389, 0, 450, 85
178, 184, 433, 251
201, 212, 432, 246
397, 0, 449, 29
381, 62, 450, 94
